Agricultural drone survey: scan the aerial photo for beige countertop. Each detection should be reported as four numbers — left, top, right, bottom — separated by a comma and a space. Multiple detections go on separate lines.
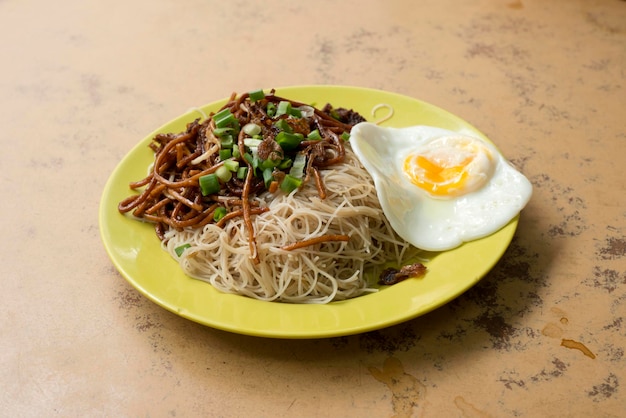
2, 0, 625, 416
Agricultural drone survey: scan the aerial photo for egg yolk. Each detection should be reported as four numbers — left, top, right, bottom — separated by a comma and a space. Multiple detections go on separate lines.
402, 137, 494, 198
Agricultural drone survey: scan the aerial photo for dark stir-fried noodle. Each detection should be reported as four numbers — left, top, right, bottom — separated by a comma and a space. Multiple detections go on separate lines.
118, 89, 366, 263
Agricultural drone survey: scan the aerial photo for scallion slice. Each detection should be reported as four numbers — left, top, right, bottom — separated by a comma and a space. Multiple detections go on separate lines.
248, 89, 265, 102
244, 138, 263, 148
223, 159, 239, 172
237, 166, 248, 180
215, 165, 232, 182
306, 129, 322, 140
266, 102, 276, 117
280, 174, 303, 193
219, 149, 232, 161
252, 155, 261, 172
275, 101, 291, 117
275, 132, 303, 151
242, 123, 262, 136
174, 244, 191, 257
213, 127, 233, 137
199, 173, 220, 195
273, 119, 293, 133
259, 158, 274, 170
289, 153, 306, 179
213, 108, 231, 121
306, 129, 322, 141
213, 206, 228, 221
219, 135, 234, 149
262, 167, 274, 188
289, 107, 302, 118
277, 158, 292, 170
214, 108, 236, 129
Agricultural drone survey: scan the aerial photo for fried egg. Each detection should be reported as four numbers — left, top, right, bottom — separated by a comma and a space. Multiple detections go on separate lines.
349, 123, 532, 251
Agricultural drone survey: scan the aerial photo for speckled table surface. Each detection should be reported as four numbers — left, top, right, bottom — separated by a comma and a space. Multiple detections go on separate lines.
2, 0, 625, 416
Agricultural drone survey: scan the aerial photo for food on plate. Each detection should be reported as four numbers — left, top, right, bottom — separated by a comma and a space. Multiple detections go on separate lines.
349, 123, 533, 252
379, 263, 428, 285
118, 89, 425, 304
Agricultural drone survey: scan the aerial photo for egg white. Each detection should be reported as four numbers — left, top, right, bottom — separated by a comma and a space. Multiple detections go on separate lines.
349, 123, 532, 251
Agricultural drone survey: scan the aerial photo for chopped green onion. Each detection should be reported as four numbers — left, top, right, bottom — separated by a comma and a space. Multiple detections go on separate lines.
266, 102, 276, 117
289, 107, 302, 118
280, 174, 303, 193
213, 108, 231, 121
248, 89, 266, 102
275, 131, 303, 151
244, 138, 263, 148
243, 152, 253, 165
259, 157, 280, 170
232, 146, 241, 159
275, 101, 291, 117
213, 206, 228, 222
215, 165, 232, 182
273, 119, 293, 133
252, 154, 261, 172
277, 158, 292, 170
341, 132, 351, 141
219, 135, 234, 149
306, 129, 322, 140
213, 127, 233, 137
237, 166, 248, 179
289, 153, 307, 179
199, 173, 220, 195
174, 244, 191, 257
214, 108, 237, 128
262, 168, 274, 188
242, 123, 262, 136
223, 159, 239, 172
219, 149, 232, 160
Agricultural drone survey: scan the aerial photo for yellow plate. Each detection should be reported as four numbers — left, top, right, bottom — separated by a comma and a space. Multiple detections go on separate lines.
99, 85, 518, 339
